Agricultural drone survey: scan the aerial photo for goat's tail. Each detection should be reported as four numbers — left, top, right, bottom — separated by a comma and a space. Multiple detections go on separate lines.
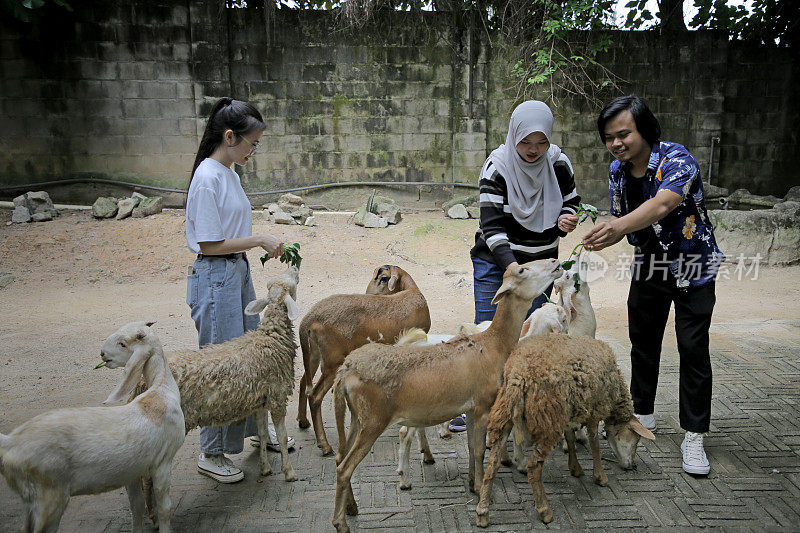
486, 385, 514, 444
333, 373, 349, 462
394, 327, 427, 346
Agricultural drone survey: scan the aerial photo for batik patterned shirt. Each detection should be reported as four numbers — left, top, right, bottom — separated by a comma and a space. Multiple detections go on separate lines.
608, 140, 724, 290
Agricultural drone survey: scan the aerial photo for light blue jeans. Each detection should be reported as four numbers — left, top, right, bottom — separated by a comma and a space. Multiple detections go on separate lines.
472, 256, 552, 323
187, 253, 260, 455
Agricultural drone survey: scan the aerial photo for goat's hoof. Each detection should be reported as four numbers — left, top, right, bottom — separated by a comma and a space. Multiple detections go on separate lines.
422, 457, 435, 465
400, 482, 412, 490
333, 519, 350, 533
570, 466, 584, 478
476, 512, 490, 528
345, 502, 359, 516
539, 508, 554, 524
594, 475, 609, 487
320, 445, 334, 456
260, 468, 273, 476
500, 457, 512, 467
298, 419, 310, 429
335, 454, 343, 465
516, 466, 527, 475
284, 470, 298, 482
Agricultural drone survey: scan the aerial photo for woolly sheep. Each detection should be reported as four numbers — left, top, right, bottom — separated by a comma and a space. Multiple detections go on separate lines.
476, 333, 655, 526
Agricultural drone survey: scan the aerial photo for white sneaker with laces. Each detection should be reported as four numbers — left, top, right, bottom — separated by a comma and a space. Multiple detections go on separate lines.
681, 431, 710, 475
197, 453, 244, 483
250, 424, 296, 451
635, 413, 657, 432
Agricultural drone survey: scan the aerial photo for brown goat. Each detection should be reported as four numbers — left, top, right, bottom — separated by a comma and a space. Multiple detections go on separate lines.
297, 265, 431, 455
476, 333, 655, 526
330, 259, 562, 533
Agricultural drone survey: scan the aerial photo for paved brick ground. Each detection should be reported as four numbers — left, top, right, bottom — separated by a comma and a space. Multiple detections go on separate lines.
2, 320, 799, 532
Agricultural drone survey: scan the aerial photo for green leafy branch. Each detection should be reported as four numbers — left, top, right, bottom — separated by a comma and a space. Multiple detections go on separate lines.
576, 202, 599, 225
261, 243, 302, 269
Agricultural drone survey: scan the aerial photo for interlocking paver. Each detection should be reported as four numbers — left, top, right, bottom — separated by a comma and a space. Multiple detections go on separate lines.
3, 322, 800, 531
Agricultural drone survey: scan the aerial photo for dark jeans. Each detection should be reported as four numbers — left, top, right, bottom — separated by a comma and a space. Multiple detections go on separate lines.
628, 276, 716, 433
472, 256, 552, 324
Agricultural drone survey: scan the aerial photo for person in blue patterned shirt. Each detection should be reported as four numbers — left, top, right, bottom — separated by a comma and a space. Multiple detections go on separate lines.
583, 94, 723, 476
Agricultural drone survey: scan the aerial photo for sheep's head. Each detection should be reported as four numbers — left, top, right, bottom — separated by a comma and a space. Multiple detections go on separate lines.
553, 254, 591, 318
492, 258, 562, 305
99, 321, 158, 406
246, 267, 300, 321
366, 264, 413, 294
519, 303, 569, 338
100, 321, 156, 369
605, 417, 655, 469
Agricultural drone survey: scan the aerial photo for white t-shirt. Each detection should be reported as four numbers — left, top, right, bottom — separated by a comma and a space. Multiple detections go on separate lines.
185, 158, 253, 254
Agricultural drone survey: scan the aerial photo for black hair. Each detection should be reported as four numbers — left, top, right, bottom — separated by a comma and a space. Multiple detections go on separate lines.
188, 97, 266, 190
597, 94, 661, 146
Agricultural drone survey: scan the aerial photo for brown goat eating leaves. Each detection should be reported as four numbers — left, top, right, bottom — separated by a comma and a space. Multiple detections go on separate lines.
476, 333, 655, 526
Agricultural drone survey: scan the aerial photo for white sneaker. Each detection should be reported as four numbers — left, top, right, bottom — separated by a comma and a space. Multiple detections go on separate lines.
635, 413, 657, 432
681, 431, 710, 475
250, 424, 296, 451
197, 453, 244, 483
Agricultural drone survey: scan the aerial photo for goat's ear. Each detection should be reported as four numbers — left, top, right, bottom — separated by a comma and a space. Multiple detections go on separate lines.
387, 273, 399, 292
491, 280, 514, 305
628, 417, 656, 440
519, 318, 532, 338
283, 293, 300, 322
245, 297, 269, 316
145, 321, 156, 327
103, 344, 150, 406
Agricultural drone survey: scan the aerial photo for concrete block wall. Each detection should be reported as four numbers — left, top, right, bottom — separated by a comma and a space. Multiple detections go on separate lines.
0, 1, 797, 206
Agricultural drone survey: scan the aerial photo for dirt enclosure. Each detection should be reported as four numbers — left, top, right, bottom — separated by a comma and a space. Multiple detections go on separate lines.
1, 207, 799, 531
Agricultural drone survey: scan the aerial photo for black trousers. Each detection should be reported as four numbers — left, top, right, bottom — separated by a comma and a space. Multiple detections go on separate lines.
627, 277, 716, 433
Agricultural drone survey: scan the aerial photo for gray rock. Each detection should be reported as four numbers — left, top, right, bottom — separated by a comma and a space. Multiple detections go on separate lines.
11, 206, 31, 223
727, 189, 782, 208
376, 203, 402, 224
373, 194, 397, 206
92, 197, 119, 219
31, 212, 53, 222
774, 201, 800, 217
0, 274, 14, 289
447, 204, 469, 219
710, 208, 800, 265
704, 183, 729, 199
279, 193, 304, 206
784, 186, 800, 202
132, 192, 148, 200
273, 211, 296, 224
115, 197, 141, 220
467, 206, 481, 219
13, 191, 57, 217
304, 216, 317, 227
265, 203, 281, 214
132, 197, 164, 218
353, 204, 368, 226
290, 205, 313, 222
364, 212, 388, 228
442, 193, 479, 212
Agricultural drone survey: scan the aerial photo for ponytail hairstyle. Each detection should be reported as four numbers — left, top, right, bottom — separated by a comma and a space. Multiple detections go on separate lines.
188, 97, 267, 193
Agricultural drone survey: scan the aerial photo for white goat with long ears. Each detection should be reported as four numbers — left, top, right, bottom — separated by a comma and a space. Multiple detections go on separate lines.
330, 259, 562, 533
0, 322, 184, 533
553, 252, 596, 338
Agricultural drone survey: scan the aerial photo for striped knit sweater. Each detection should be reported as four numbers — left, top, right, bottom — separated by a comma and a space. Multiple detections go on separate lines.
470, 155, 581, 269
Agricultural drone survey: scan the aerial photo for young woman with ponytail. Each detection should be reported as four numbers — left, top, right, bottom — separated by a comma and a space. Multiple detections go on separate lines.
185, 97, 294, 483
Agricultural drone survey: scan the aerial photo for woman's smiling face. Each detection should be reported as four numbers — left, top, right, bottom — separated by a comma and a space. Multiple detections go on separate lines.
516, 131, 550, 163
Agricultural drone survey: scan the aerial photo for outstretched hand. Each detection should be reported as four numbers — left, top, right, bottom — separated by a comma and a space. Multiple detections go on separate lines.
582, 220, 623, 251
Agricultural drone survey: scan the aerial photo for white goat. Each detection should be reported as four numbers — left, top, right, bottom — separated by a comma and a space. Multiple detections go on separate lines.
476, 333, 655, 526
0, 322, 184, 533
330, 259, 562, 533
134, 267, 300, 528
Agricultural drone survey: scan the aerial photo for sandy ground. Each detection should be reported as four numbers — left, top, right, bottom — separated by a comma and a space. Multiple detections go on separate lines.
1, 207, 799, 430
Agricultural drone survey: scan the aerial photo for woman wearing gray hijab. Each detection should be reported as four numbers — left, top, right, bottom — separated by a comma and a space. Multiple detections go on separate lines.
449, 101, 581, 432
450, 101, 580, 432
